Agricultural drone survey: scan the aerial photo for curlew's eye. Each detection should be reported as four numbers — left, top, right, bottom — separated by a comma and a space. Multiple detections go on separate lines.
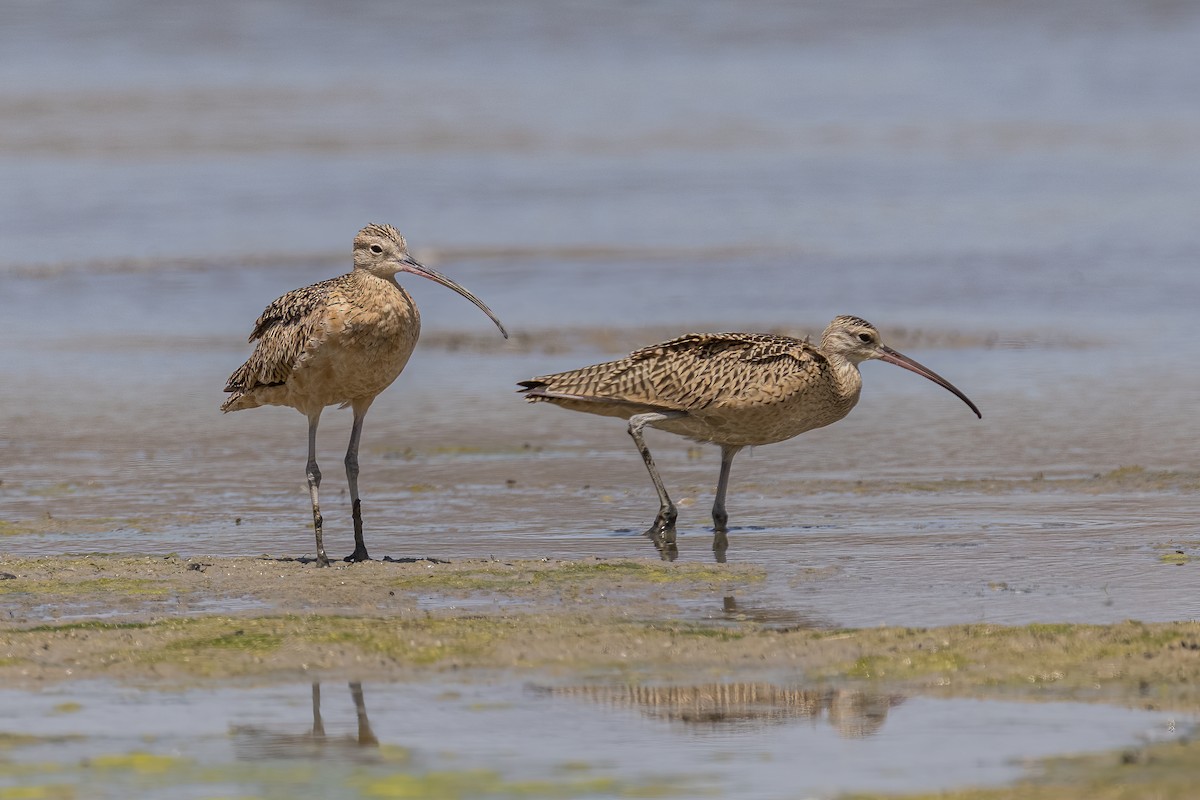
369, 244, 383, 254
857, 332, 873, 343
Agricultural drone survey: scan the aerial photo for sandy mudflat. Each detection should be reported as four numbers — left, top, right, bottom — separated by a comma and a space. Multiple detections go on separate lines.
1, 553, 1198, 711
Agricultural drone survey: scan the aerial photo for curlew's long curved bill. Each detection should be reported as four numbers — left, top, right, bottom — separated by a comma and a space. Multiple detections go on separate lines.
399, 256, 509, 339
878, 346, 981, 419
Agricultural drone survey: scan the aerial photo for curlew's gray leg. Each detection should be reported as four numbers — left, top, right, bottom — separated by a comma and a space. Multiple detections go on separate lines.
306, 411, 330, 567
311, 682, 326, 738
711, 444, 742, 563
343, 400, 372, 563
627, 411, 685, 559
350, 682, 379, 747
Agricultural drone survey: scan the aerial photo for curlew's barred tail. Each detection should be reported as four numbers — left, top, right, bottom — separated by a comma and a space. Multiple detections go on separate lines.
516, 378, 573, 401
516, 359, 625, 402
220, 391, 263, 413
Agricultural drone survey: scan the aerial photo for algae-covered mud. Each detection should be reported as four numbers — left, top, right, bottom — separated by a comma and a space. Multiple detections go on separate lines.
0, 556, 1195, 704
0, 556, 1198, 798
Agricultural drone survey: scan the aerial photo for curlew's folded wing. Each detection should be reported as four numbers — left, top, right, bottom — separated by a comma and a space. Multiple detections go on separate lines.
223, 277, 338, 393
519, 332, 822, 413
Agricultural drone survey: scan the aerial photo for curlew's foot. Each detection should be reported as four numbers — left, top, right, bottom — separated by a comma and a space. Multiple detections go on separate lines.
642, 508, 677, 544
315, 553, 332, 568
343, 547, 371, 563
643, 514, 679, 561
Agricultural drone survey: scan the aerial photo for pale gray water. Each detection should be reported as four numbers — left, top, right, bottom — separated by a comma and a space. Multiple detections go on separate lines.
0, 680, 1186, 800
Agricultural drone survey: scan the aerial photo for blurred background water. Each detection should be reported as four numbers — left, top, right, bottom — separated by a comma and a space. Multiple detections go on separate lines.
4, 0, 1199, 318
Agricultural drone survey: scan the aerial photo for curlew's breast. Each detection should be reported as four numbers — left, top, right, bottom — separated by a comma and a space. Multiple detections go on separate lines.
290, 290, 421, 408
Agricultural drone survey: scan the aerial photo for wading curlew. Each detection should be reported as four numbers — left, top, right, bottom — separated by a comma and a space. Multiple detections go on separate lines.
223, 224, 508, 566
519, 316, 980, 560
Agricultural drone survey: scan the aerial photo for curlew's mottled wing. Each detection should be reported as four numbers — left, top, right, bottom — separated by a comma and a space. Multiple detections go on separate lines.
223, 277, 341, 394
519, 332, 824, 413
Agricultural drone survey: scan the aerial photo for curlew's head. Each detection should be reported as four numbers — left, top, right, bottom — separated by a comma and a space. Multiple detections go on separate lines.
820, 315, 981, 418
352, 223, 508, 339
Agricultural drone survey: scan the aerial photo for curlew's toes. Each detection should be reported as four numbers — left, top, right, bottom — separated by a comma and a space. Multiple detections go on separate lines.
643, 514, 679, 560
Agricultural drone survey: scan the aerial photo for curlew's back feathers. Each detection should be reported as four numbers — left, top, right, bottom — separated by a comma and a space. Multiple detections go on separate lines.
222, 276, 341, 401
519, 332, 830, 413
518, 329, 866, 447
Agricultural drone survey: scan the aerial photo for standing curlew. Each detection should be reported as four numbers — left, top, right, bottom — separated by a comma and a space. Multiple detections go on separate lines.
223, 223, 508, 566
519, 316, 980, 559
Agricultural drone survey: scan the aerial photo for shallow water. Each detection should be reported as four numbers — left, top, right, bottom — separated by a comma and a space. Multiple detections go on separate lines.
0, 679, 1185, 799
4, 274, 1199, 628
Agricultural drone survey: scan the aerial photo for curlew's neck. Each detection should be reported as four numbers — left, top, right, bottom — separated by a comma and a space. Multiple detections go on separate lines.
347, 269, 419, 319
824, 351, 864, 407
353, 268, 407, 293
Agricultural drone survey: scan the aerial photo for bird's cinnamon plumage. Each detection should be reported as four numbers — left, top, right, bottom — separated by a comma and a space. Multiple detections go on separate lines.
224, 223, 507, 565
520, 316, 979, 560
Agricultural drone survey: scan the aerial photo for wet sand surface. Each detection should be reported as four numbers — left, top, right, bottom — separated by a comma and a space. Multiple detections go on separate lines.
4, 0, 1200, 797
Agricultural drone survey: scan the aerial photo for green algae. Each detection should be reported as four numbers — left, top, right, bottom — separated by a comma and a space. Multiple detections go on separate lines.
309, 615, 512, 666
83, 752, 189, 774
25, 483, 81, 498
354, 768, 703, 799
163, 628, 284, 654
354, 769, 627, 798
811, 621, 1200, 711
843, 735, 1200, 800
0, 577, 168, 597
0, 783, 77, 799
0, 752, 698, 800
1152, 537, 1198, 565
5, 612, 1200, 718
0, 733, 42, 750
19, 621, 153, 634
0, 521, 32, 537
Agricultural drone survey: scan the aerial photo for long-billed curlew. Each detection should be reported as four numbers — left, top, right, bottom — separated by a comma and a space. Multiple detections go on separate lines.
519, 316, 980, 559
223, 223, 507, 566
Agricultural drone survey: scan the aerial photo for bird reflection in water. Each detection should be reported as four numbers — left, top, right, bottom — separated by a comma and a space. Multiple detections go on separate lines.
230, 682, 379, 761
533, 681, 904, 738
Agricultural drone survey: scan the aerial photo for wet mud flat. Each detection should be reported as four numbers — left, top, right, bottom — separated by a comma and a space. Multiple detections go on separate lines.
0, 555, 1198, 799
